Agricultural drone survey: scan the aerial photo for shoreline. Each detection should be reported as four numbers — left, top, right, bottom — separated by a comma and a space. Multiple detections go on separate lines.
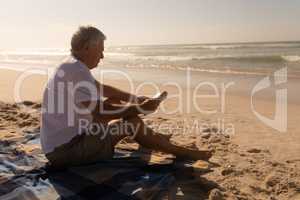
2, 66, 300, 103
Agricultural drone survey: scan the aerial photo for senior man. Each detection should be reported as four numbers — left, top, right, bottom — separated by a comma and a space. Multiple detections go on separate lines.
41, 26, 212, 168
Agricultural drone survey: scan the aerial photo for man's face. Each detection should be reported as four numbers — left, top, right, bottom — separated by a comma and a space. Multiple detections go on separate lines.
85, 40, 104, 69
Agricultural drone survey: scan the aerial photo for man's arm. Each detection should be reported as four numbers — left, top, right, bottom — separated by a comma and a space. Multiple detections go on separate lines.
95, 80, 136, 102
81, 98, 160, 123
81, 100, 138, 123
95, 80, 148, 103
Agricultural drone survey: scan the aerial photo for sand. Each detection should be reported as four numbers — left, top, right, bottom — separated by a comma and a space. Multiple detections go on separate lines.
0, 68, 300, 199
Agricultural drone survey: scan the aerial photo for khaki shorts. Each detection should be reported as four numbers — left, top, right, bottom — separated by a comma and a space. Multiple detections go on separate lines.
46, 133, 116, 168
45, 119, 139, 168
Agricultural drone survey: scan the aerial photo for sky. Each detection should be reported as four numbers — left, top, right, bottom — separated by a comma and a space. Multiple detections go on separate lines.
1, 0, 300, 49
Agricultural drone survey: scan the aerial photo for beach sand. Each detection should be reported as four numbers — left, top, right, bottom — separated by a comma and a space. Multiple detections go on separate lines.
0, 68, 300, 199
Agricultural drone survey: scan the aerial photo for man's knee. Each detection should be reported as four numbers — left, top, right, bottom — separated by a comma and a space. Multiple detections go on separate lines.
122, 116, 144, 138
104, 97, 122, 104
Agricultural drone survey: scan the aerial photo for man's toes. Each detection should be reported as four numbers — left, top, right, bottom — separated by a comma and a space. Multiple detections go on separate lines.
202, 150, 213, 160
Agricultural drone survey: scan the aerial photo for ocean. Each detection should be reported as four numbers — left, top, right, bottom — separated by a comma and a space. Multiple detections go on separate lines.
1, 41, 300, 78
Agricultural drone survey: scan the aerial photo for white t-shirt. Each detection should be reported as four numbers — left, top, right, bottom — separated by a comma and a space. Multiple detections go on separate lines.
41, 57, 100, 154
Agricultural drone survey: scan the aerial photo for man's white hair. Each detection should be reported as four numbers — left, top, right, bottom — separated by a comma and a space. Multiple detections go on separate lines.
71, 26, 106, 57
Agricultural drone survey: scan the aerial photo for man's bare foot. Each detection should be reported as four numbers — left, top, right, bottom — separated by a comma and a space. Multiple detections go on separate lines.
177, 149, 213, 161
160, 134, 172, 141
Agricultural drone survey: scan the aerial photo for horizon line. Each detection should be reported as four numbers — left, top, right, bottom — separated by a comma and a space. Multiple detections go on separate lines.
1, 40, 300, 50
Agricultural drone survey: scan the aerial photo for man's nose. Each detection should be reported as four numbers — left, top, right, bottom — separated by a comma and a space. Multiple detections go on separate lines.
100, 52, 104, 59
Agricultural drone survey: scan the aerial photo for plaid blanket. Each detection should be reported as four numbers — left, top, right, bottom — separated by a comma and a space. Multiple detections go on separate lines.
0, 140, 214, 200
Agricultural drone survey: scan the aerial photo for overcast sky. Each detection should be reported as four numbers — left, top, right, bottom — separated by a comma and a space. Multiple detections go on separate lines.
1, 0, 300, 49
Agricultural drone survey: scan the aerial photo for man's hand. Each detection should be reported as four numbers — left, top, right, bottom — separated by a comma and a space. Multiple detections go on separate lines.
139, 99, 160, 115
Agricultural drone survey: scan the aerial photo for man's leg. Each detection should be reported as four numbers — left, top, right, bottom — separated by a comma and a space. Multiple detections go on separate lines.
118, 116, 212, 161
